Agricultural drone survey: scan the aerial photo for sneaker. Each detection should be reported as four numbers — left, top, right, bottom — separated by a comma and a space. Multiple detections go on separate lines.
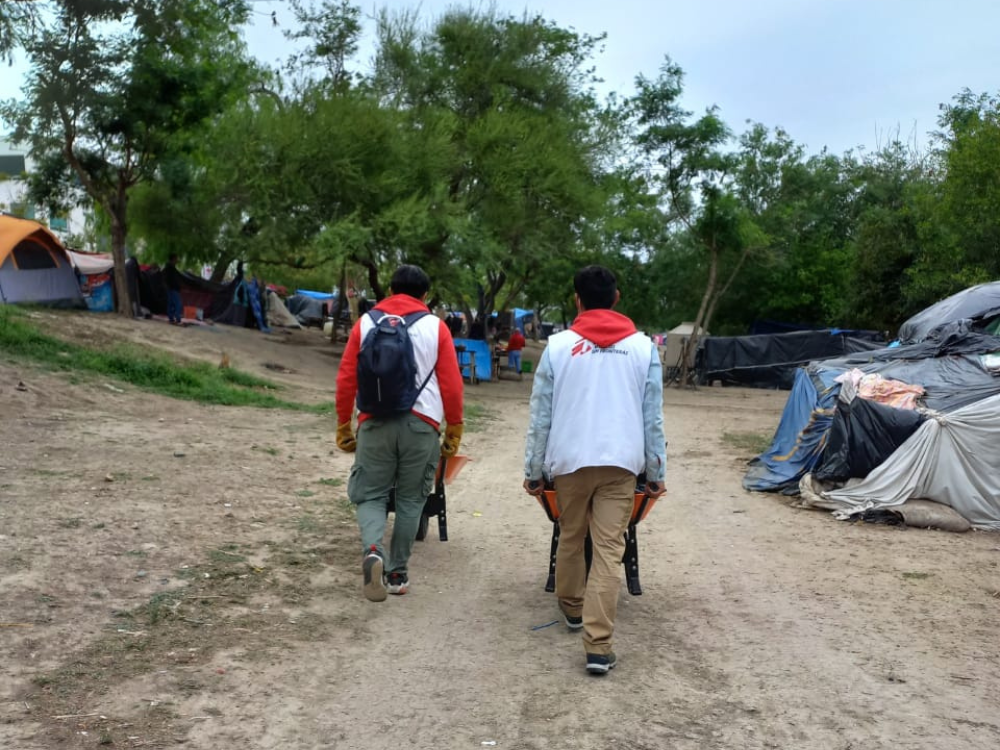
559, 605, 583, 631
362, 546, 386, 602
585, 652, 617, 675
386, 571, 409, 595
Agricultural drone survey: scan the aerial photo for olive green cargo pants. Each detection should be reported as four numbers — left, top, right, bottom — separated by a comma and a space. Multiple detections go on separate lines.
347, 413, 440, 573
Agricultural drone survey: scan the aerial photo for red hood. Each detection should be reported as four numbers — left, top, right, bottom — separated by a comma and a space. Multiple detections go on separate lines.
372, 294, 430, 316
570, 309, 637, 348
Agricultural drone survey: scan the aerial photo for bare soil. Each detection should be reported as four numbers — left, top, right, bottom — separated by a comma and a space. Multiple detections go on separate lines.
2, 312, 999, 750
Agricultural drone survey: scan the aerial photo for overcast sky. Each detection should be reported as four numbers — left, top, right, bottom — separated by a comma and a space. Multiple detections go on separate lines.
4, 0, 998, 156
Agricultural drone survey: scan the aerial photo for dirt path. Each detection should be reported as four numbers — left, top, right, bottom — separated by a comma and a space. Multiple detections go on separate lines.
2, 314, 999, 749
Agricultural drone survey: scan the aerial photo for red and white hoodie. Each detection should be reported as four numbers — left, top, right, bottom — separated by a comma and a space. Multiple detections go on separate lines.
529, 309, 664, 479
335, 294, 464, 429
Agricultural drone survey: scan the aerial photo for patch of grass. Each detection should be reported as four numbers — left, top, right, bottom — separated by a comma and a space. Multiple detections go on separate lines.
317, 477, 343, 487
253, 445, 279, 456
125, 549, 147, 558
296, 515, 320, 533
463, 402, 497, 433
295, 489, 316, 498
721, 430, 772, 456
0, 309, 334, 412
141, 475, 160, 482
144, 590, 184, 625
902, 571, 932, 580
208, 549, 246, 565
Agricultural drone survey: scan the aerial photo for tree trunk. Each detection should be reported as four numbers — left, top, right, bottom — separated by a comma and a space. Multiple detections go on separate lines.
362, 260, 384, 301
331, 261, 348, 344
677, 245, 718, 387
702, 245, 752, 339
209, 253, 234, 284
109, 187, 133, 317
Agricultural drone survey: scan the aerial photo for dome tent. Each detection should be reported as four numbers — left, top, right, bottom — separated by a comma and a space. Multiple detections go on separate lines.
0, 215, 84, 307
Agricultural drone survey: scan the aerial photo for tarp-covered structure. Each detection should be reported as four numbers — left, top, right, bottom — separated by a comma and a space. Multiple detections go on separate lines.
67, 249, 114, 312
744, 286, 1000, 531
128, 260, 269, 330
897, 280, 1000, 344
698, 329, 885, 389
0, 215, 84, 307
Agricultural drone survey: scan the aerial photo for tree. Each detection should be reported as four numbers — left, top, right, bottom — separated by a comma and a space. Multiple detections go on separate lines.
371, 8, 609, 335
0, 0, 253, 315
0, 0, 40, 63
629, 59, 762, 384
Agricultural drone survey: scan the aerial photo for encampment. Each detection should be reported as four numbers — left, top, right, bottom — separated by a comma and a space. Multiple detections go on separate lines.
0, 215, 84, 308
744, 284, 1000, 531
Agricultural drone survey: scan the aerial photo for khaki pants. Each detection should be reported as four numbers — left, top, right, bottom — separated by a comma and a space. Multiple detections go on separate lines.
554, 466, 635, 656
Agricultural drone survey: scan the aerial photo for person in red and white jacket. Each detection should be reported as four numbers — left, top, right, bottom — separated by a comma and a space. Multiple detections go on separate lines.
335, 265, 464, 601
523, 265, 666, 675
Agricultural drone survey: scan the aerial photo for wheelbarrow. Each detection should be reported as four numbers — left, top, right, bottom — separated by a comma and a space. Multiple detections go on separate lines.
534, 480, 660, 596
387, 454, 471, 542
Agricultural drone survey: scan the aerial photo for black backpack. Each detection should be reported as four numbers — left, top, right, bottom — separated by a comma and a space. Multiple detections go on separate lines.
356, 310, 433, 416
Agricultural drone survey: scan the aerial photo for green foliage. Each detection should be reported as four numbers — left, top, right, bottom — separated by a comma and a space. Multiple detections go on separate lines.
0, 309, 332, 412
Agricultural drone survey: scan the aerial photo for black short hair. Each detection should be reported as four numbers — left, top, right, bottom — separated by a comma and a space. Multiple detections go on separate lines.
574, 265, 617, 310
390, 264, 431, 298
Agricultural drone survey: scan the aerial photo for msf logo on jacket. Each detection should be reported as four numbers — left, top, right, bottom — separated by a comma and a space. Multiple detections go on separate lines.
571, 339, 593, 357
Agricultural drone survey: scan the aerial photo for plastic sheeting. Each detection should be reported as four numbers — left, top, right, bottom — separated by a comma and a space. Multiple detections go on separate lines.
812, 398, 926, 483
816, 354, 1000, 413
742, 368, 841, 493
266, 290, 302, 328
699, 329, 885, 389
897, 280, 1000, 344
285, 294, 326, 325
816, 394, 1000, 530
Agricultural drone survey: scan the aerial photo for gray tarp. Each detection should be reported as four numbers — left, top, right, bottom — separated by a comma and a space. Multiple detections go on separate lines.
813, 393, 1000, 530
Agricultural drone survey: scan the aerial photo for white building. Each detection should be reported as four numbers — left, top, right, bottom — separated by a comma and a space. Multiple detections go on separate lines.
0, 137, 88, 243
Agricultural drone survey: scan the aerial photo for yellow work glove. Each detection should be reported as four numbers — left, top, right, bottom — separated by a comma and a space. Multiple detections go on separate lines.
336, 421, 356, 453
441, 423, 463, 458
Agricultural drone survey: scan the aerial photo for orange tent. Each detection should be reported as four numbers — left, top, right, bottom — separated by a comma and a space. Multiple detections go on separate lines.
0, 215, 84, 307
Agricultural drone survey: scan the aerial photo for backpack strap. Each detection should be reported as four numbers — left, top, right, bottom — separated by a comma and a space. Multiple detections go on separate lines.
404, 311, 435, 400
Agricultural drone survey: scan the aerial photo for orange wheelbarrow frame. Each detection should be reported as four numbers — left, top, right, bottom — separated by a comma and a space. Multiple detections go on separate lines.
388, 455, 471, 542
536, 486, 661, 596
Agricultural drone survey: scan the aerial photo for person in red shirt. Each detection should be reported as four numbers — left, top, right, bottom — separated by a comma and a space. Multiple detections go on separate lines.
335, 265, 464, 601
506, 327, 526, 376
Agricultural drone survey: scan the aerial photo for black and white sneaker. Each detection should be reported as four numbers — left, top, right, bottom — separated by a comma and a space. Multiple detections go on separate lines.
362, 546, 386, 602
559, 606, 583, 631
586, 652, 617, 675
386, 570, 409, 595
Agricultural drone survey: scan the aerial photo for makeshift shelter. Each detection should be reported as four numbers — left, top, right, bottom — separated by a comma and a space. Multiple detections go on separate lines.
128, 260, 269, 330
661, 322, 706, 377
285, 294, 327, 326
698, 329, 884, 389
898, 280, 1000, 343
513, 307, 534, 333
801, 393, 1000, 530
0, 215, 84, 307
266, 289, 302, 328
744, 284, 1000, 530
67, 249, 114, 312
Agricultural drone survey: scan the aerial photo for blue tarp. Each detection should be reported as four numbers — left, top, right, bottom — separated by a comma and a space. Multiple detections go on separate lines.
742, 368, 841, 493
513, 307, 534, 333
295, 289, 335, 301
453, 337, 492, 381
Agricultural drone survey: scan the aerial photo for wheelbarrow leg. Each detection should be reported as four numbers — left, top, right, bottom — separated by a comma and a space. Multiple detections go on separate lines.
545, 521, 560, 592
624, 523, 642, 595
436, 494, 448, 541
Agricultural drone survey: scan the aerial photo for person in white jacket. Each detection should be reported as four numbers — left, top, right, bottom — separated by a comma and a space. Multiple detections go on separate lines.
524, 265, 666, 675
